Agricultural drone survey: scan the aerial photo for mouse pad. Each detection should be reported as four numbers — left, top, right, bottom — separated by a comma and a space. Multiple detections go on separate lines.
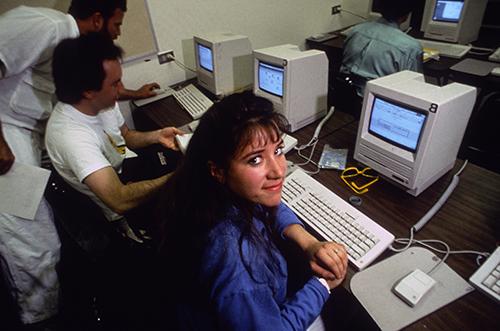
350, 247, 473, 331
450, 58, 499, 77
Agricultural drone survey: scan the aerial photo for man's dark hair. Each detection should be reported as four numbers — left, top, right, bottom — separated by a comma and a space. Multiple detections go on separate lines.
53, 33, 123, 104
68, 0, 127, 20
379, 0, 417, 22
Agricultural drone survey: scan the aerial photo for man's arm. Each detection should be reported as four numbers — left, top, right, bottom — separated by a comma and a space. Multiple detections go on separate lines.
120, 124, 183, 150
118, 82, 160, 101
0, 121, 15, 174
83, 166, 170, 215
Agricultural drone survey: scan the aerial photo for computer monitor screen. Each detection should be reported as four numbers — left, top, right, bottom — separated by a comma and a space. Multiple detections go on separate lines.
197, 43, 213, 72
432, 0, 464, 23
258, 62, 284, 97
368, 96, 427, 152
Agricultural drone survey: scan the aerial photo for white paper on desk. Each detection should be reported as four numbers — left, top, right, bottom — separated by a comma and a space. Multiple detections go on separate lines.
0, 162, 51, 220
124, 147, 138, 159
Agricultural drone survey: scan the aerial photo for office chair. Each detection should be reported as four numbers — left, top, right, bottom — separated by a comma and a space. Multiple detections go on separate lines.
330, 74, 362, 118
460, 91, 500, 174
0, 256, 23, 329
45, 167, 165, 331
44, 167, 114, 330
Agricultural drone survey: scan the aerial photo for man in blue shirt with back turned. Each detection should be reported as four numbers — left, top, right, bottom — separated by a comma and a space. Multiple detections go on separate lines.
340, 0, 423, 96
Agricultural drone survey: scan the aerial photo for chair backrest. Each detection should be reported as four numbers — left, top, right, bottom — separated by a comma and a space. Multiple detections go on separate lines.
0, 256, 22, 328
460, 91, 500, 174
44, 168, 112, 260
331, 74, 362, 118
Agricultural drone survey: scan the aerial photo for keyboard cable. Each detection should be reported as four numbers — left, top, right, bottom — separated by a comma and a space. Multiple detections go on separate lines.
294, 106, 335, 174
468, 45, 494, 56
389, 159, 490, 273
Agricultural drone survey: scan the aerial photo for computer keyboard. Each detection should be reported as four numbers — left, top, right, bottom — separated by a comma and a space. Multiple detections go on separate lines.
173, 84, 214, 119
469, 246, 500, 303
282, 168, 395, 270
132, 87, 174, 107
417, 39, 471, 59
488, 47, 500, 63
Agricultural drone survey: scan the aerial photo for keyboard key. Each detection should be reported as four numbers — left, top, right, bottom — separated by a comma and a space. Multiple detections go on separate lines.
173, 84, 213, 119
282, 168, 394, 270
469, 246, 500, 303
417, 39, 471, 59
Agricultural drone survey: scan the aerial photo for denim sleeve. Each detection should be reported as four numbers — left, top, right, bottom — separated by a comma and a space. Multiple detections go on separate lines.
204, 221, 329, 331
213, 277, 329, 331
274, 202, 304, 239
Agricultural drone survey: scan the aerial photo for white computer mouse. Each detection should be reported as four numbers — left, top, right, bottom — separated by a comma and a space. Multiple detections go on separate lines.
392, 269, 436, 307
153, 87, 167, 95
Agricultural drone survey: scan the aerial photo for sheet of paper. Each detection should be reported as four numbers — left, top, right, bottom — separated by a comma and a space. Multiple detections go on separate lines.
124, 147, 138, 159
0, 162, 51, 220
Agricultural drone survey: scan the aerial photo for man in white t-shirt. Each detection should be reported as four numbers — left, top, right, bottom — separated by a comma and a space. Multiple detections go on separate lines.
0, 1, 157, 326
46, 34, 182, 240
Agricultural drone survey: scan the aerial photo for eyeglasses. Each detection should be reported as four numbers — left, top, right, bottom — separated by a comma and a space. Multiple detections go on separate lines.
340, 167, 379, 194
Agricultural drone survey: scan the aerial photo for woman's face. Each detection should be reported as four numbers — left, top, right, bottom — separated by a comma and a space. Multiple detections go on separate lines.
223, 128, 287, 207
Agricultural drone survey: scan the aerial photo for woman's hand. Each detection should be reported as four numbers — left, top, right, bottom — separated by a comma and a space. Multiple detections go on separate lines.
305, 241, 348, 282
283, 224, 348, 285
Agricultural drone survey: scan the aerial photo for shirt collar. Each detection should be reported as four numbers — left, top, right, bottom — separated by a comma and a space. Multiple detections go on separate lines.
376, 17, 400, 29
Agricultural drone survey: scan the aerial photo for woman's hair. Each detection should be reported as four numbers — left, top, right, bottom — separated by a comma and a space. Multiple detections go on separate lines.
156, 91, 288, 288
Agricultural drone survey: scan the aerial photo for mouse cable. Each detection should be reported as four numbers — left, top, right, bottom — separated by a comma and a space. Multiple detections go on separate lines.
294, 106, 335, 174
390, 235, 490, 274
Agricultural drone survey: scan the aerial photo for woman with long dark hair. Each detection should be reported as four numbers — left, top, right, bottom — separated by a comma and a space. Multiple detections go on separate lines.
156, 91, 348, 330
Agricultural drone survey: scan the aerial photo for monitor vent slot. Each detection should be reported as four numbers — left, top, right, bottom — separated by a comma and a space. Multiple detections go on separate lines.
358, 144, 412, 179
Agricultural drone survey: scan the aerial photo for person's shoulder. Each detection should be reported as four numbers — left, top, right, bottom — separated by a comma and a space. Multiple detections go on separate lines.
202, 215, 244, 275
11, 5, 65, 20
350, 21, 375, 33
207, 211, 242, 243
398, 34, 423, 51
47, 104, 92, 138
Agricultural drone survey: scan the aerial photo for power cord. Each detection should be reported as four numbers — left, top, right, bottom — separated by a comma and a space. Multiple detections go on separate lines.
340, 9, 368, 21
167, 54, 197, 74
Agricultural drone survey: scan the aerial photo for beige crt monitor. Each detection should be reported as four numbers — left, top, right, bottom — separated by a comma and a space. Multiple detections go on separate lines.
420, 0, 487, 44
253, 45, 328, 132
354, 71, 476, 196
194, 32, 253, 97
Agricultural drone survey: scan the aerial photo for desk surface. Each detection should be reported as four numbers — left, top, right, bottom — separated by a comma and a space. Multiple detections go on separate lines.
134, 98, 500, 330
306, 32, 500, 86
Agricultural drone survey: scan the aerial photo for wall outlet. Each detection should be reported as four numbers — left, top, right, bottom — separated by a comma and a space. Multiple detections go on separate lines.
157, 50, 174, 64
331, 5, 341, 15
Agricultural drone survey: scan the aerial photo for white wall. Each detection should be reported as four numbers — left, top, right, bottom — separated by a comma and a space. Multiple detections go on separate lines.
122, 0, 345, 90
2, 0, 370, 129
121, 0, 346, 127
122, 0, 373, 90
